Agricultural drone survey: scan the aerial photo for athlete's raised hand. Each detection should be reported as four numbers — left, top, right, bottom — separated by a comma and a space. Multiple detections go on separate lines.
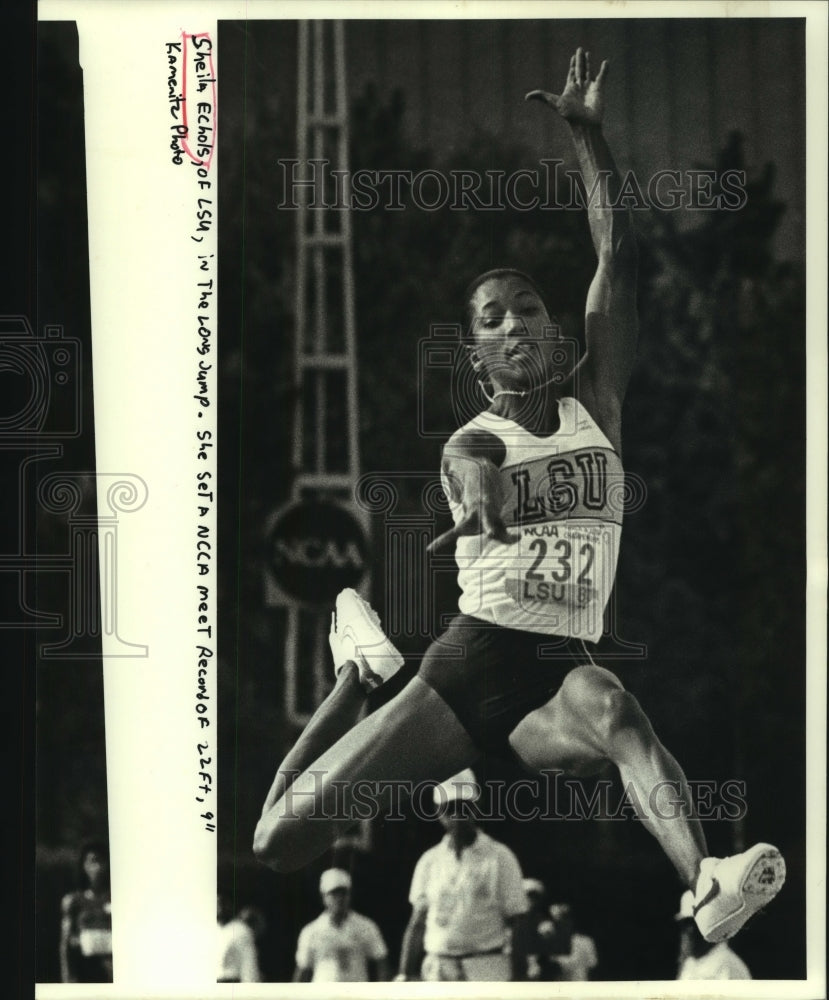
427, 447, 520, 554
525, 46, 608, 126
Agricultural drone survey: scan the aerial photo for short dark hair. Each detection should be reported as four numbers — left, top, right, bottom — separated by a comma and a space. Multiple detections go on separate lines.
462, 267, 547, 342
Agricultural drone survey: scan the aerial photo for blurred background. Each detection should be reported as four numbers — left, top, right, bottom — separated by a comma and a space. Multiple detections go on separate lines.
217, 17, 807, 982
32, 22, 108, 984
28, 13, 808, 986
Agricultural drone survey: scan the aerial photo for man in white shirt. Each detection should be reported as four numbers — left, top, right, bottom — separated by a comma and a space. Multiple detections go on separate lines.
675, 890, 751, 980
217, 894, 261, 983
397, 769, 529, 981
293, 868, 389, 982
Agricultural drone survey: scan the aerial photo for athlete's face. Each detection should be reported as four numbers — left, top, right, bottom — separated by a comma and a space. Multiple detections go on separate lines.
437, 800, 478, 837
83, 850, 107, 888
322, 888, 350, 919
468, 276, 562, 391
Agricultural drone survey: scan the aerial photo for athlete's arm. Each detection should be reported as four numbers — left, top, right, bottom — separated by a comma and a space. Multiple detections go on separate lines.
366, 920, 390, 981
293, 925, 314, 982
427, 428, 519, 554
238, 927, 262, 982
59, 894, 76, 983
508, 913, 530, 982
292, 964, 313, 983
397, 904, 428, 980
527, 48, 638, 449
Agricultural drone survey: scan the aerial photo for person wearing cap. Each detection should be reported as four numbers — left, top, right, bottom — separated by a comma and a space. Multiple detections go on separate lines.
397, 770, 529, 982
674, 890, 751, 980
293, 868, 389, 983
217, 894, 262, 983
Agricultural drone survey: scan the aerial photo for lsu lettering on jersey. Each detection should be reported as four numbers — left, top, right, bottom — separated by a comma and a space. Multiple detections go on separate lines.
441, 397, 624, 641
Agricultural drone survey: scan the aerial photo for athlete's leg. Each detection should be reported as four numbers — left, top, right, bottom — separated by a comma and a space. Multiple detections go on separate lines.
508, 663, 707, 888
259, 659, 369, 814
258, 589, 409, 839
256, 599, 497, 873
254, 674, 478, 872
259, 584, 402, 811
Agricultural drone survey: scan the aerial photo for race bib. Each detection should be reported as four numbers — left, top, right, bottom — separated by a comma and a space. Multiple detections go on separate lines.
504, 523, 616, 635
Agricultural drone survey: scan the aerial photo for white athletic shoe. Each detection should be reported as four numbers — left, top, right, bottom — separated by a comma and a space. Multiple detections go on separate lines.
692, 842, 786, 943
328, 588, 404, 691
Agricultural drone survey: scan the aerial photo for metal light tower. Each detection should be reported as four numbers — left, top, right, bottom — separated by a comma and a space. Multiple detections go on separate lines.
266, 21, 367, 727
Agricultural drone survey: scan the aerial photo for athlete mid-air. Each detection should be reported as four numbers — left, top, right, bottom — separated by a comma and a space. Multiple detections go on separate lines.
254, 48, 785, 947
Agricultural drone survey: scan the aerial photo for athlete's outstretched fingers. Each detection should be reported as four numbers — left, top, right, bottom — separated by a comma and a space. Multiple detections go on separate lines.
427, 523, 462, 554
428, 510, 518, 551
490, 526, 521, 545
525, 89, 559, 106
429, 504, 483, 550
481, 508, 520, 545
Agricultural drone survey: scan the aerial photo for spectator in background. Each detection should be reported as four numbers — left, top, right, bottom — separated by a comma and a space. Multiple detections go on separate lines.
59, 841, 112, 983
397, 769, 529, 982
675, 890, 751, 980
238, 904, 266, 939
294, 868, 389, 982
217, 893, 261, 983
238, 905, 267, 976
545, 902, 598, 981
523, 878, 561, 981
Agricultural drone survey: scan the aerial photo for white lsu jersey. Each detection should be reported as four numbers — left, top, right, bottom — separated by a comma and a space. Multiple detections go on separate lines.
441, 397, 625, 641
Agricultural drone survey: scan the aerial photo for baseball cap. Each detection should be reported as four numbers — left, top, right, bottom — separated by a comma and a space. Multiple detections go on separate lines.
319, 868, 352, 894
674, 890, 695, 921
432, 768, 480, 806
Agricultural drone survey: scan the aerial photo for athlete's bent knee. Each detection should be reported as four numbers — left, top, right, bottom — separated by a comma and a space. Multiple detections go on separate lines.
252, 815, 302, 873
561, 663, 621, 706
252, 820, 281, 871
596, 687, 654, 749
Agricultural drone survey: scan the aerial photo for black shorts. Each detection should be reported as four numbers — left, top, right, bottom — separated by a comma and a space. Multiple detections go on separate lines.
417, 614, 597, 755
